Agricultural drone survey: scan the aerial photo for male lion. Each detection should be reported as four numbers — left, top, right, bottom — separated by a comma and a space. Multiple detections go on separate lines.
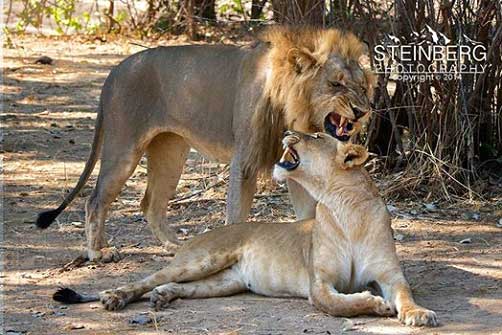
36, 26, 375, 262
53, 131, 437, 327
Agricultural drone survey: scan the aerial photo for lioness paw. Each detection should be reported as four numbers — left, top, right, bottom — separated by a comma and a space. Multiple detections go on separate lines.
399, 306, 438, 327
150, 285, 177, 311
100, 290, 129, 311
370, 295, 395, 316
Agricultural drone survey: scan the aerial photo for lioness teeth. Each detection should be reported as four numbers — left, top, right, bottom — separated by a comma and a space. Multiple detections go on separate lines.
280, 147, 290, 163
280, 147, 298, 163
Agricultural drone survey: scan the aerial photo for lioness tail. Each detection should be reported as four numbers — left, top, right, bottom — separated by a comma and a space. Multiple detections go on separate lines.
36, 103, 104, 229
53, 287, 99, 304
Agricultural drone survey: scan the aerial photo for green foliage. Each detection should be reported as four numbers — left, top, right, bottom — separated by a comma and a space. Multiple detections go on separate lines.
45, 0, 81, 34
218, 0, 247, 17
15, 0, 46, 32
10, 0, 266, 34
10, 0, 125, 34
115, 10, 128, 25
12, 0, 86, 33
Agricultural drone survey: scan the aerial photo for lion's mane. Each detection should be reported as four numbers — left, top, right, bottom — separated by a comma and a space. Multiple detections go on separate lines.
243, 25, 371, 178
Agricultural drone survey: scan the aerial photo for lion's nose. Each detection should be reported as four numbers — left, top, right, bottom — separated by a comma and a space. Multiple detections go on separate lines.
352, 107, 366, 120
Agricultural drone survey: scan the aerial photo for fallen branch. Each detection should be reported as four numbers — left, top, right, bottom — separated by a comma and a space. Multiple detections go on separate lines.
171, 177, 227, 204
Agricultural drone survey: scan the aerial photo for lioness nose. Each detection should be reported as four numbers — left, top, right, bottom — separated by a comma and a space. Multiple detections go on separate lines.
283, 130, 299, 137
352, 107, 366, 120
282, 131, 301, 146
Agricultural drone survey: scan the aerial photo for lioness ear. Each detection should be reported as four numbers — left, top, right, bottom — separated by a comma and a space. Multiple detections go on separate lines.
287, 48, 317, 74
337, 144, 369, 169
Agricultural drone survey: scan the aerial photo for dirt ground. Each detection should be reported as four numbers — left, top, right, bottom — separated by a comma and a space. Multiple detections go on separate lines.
2, 35, 502, 335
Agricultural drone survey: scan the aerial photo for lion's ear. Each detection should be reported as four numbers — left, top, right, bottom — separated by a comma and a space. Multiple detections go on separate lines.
337, 144, 369, 169
287, 48, 317, 73
361, 40, 370, 57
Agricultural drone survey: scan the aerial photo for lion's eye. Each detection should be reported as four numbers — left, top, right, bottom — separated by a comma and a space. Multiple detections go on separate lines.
329, 81, 344, 89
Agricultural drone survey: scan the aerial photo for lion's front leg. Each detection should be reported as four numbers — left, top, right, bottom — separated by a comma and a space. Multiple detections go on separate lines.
226, 158, 257, 224
377, 271, 438, 327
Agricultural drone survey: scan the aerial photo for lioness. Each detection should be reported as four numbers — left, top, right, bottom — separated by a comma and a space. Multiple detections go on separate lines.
36, 26, 375, 262
53, 131, 437, 327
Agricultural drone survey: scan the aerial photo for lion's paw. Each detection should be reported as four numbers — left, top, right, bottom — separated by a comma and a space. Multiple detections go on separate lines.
150, 285, 178, 311
88, 247, 122, 263
399, 306, 438, 327
100, 290, 129, 311
162, 241, 180, 257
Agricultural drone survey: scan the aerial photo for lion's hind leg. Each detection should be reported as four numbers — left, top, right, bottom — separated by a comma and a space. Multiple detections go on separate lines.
141, 133, 190, 249
86, 145, 144, 263
150, 267, 246, 310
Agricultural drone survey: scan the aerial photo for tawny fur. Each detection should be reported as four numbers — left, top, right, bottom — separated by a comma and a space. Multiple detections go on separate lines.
243, 26, 376, 176
36, 25, 376, 262
58, 132, 437, 328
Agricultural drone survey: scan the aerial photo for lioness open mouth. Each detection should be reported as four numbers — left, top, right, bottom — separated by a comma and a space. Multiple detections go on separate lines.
277, 144, 300, 171
324, 112, 354, 142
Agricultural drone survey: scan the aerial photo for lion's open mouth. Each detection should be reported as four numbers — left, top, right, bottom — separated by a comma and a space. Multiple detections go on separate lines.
277, 145, 300, 171
324, 112, 354, 142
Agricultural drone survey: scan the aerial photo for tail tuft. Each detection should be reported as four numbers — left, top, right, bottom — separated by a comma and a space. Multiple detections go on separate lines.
36, 208, 62, 229
53, 287, 84, 304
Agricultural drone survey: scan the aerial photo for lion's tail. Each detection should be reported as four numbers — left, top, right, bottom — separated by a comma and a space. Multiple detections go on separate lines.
53, 287, 99, 304
36, 101, 104, 229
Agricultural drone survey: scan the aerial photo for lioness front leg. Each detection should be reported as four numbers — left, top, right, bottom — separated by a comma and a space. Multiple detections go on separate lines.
226, 158, 257, 224
98, 269, 178, 310
310, 281, 394, 317
377, 271, 438, 327
99, 248, 240, 310
150, 267, 246, 310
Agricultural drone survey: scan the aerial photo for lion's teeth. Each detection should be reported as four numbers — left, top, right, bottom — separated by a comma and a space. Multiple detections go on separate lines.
340, 116, 346, 127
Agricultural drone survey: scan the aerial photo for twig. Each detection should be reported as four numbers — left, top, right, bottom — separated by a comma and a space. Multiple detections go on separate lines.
129, 41, 150, 49
171, 177, 227, 204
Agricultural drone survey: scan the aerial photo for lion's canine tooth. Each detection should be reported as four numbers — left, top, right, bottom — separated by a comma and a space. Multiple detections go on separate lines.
340, 116, 346, 127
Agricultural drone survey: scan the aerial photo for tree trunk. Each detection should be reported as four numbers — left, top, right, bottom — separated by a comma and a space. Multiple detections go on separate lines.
195, 0, 216, 21
251, 0, 267, 20
272, 0, 325, 26
182, 0, 196, 39
106, 0, 115, 33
